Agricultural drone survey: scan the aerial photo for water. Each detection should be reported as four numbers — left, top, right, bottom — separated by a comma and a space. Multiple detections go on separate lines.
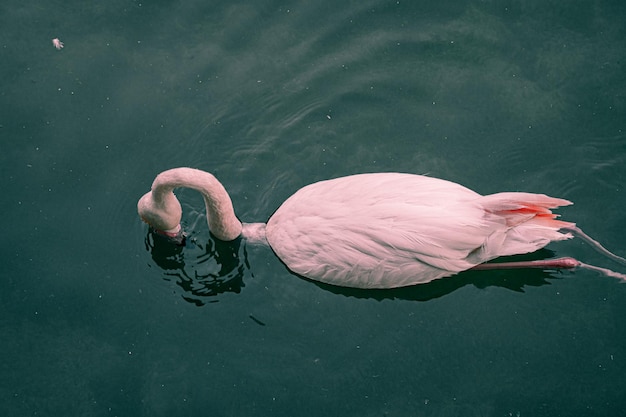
2, 0, 626, 416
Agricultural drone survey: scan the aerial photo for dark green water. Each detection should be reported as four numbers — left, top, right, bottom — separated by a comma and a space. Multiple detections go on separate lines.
2, 0, 625, 416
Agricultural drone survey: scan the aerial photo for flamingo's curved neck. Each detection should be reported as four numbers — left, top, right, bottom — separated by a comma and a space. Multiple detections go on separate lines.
152, 168, 243, 241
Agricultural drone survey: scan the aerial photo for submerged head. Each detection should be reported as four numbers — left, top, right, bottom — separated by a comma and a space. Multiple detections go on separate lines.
138, 190, 185, 244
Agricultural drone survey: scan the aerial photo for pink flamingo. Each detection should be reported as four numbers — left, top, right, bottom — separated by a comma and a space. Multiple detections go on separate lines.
138, 168, 626, 288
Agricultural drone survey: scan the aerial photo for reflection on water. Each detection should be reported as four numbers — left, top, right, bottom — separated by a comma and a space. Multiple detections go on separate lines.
144, 230, 250, 305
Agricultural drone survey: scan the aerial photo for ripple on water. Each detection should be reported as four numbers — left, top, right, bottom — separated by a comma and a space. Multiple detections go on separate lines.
139, 194, 257, 305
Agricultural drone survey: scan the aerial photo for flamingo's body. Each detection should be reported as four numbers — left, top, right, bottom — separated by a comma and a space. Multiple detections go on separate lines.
266, 173, 573, 288
137, 168, 591, 289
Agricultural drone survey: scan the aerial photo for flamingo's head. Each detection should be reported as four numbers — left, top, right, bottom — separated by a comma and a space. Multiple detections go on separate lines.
138, 190, 185, 244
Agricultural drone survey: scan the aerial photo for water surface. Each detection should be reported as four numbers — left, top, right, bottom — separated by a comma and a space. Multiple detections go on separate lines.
1, 0, 625, 416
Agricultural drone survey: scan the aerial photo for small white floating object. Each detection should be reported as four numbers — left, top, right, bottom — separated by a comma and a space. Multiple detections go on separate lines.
52, 38, 64, 50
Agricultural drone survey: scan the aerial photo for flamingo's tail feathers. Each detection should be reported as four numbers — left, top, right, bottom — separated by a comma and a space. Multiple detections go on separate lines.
476, 192, 574, 258
481, 192, 575, 230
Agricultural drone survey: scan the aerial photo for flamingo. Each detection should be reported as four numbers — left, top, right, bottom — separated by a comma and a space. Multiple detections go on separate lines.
138, 168, 626, 288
